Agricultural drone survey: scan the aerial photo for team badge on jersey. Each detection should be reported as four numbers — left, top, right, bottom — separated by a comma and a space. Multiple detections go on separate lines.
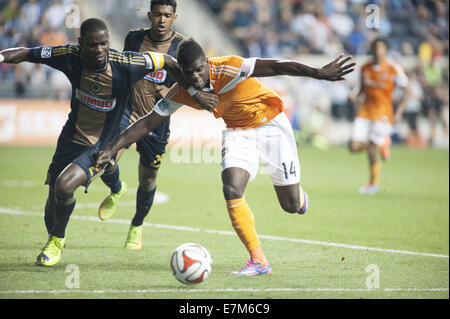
41, 47, 52, 59
144, 69, 167, 84
157, 98, 170, 112
90, 82, 102, 94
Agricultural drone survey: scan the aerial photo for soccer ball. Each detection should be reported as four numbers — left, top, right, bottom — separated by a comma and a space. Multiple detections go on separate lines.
170, 243, 212, 285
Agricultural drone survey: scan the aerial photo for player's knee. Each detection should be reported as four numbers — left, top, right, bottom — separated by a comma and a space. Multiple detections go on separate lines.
348, 141, 361, 152
281, 200, 300, 214
222, 183, 245, 200
54, 175, 77, 197
139, 177, 156, 192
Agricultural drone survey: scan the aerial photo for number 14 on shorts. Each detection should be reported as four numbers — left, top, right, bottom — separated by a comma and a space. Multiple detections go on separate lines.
281, 161, 296, 180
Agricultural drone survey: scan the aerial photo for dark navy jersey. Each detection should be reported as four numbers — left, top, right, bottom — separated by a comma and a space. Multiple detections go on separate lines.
121, 29, 184, 143
28, 44, 164, 149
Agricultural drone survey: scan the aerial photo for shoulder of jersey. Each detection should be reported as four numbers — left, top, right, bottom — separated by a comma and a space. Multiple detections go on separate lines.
385, 58, 404, 73
209, 55, 243, 77
108, 48, 147, 65
127, 27, 150, 35
173, 31, 186, 40
209, 55, 243, 66
52, 44, 80, 57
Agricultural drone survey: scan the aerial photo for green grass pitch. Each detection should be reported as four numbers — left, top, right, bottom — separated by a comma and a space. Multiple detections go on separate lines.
0, 145, 448, 299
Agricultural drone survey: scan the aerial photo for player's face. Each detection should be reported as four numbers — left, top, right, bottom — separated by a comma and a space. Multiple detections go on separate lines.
181, 56, 209, 90
79, 29, 110, 69
374, 41, 387, 61
148, 5, 177, 40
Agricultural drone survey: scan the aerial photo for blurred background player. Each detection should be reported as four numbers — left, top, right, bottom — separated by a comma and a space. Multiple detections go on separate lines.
97, 0, 187, 250
349, 37, 410, 195
95, 38, 355, 276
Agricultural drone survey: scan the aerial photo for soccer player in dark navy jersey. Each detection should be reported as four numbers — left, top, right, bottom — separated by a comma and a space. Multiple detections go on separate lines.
0, 18, 218, 266
97, 0, 186, 250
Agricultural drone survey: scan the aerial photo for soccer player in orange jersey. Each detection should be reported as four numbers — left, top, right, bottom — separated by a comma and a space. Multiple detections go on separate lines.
349, 37, 410, 194
96, 38, 355, 276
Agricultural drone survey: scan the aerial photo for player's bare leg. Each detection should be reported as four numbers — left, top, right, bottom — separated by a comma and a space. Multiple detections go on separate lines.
274, 183, 309, 215
222, 167, 272, 275
359, 142, 381, 194
348, 140, 366, 153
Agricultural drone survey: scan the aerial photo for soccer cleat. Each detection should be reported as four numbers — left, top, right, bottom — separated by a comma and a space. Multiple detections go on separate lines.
358, 184, 380, 195
380, 136, 392, 161
231, 258, 272, 276
124, 224, 143, 250
98, 181, 127, 221
298, 185, 309, 215
36, 236, 66, 267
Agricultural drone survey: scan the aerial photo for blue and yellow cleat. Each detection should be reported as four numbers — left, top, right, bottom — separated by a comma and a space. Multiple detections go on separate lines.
98, 181, 127, 221
36, 236, 66, 267
298, 185, 309, 215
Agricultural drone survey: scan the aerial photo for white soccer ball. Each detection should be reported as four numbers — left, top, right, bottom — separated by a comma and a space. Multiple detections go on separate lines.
170, 243, 212, 285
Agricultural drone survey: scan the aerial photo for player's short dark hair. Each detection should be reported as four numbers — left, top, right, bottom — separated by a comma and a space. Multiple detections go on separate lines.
176, 38, 205, 67
370, 36, 389, 54
151, 0, 177, 12
80, 18, 108, 38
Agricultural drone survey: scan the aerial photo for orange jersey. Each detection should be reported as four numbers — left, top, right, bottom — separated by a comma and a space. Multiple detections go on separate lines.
153, 56, 284, 129
358, 59, 408, 123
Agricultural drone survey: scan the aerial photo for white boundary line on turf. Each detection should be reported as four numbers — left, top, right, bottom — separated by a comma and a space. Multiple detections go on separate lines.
0, 207, 448, 259
0, 287, 448, 295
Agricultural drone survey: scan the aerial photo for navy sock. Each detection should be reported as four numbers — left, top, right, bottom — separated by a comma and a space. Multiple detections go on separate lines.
51, 194, 76, 238
101, 165, 122, 194
44, 195, 55, 235
44, 187, 56, 235
131, 186, 156, 226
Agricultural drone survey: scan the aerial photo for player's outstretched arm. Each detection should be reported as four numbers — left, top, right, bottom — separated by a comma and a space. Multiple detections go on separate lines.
95, 111, 165, 168
0, 47, 31, 64
251, 54, 355, 81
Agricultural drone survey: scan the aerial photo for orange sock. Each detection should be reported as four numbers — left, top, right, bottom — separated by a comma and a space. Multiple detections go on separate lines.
226, 196, 267, 265
370, 161, 381, 185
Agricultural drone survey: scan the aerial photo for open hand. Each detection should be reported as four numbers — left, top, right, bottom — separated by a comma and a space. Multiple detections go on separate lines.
319, 54, 356, 81
192, 90, 219, 112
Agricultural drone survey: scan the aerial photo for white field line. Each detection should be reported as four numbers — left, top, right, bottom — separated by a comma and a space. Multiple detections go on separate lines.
0, 287, 448, 295
0, 207, 448, 259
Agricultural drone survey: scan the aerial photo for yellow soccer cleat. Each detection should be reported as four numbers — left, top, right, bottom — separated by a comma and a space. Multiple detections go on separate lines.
37, 236, 66, 267
98, 181, 127, 221
124, 224, 143, 250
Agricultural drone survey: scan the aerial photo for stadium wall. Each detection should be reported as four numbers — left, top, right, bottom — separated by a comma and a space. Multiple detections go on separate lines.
0, 99, 226, 148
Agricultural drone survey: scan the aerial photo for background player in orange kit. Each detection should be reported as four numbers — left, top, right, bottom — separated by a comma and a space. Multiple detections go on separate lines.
349, 37, 410, 194
96, 38, 355, 276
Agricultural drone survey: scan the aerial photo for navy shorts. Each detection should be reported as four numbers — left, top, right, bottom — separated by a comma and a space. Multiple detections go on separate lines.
120, 113, 170, 170
45, 137, 117, 190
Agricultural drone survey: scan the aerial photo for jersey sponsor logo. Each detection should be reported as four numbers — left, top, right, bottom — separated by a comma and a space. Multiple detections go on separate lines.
41, 47, 52, 59
144, 69, 167, 83
75, 88, 116, 112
